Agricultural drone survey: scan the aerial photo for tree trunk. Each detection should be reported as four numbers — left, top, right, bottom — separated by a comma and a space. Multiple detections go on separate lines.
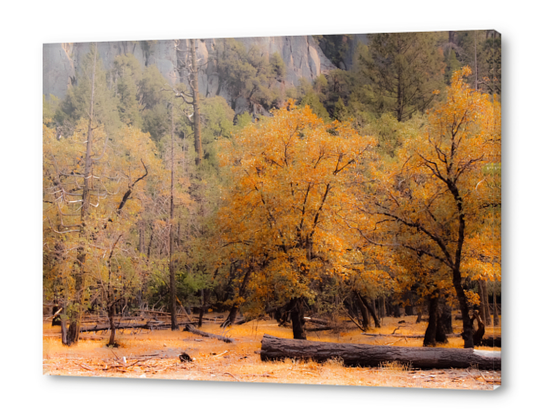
423, 296, 439, 347
138, 219, 145, 254
356, 292, 381, 328
424, 295, 449, 347
146, 225, 154, 260
290, 297, 307, 340
477, 280, 488, 325
345, 297, 365, 331
448, 177, 473, 349
474, 31, 478, 91
354, 293, 370, 329
440, 301, 453, 334
107, 306, 116, 347
396, 67, 404, 122
60, 308, 68, 345
482, 280, 491, 325
372, 299, 380, 321
453, 269, 474, 348
198, 289, 205, 328
435, 313, 449, 344
492, 287, 500, 326
404, 291, 414, 316
260, 335, 501, 370
378, 296, 386, 318
190, 39, 203, 166
169, 105, 178, 331
222, 305, 240, 328
416, 305, 424, 323
66, 45, 98, 346
472, 310, 486, 346
221, 266, 252, 327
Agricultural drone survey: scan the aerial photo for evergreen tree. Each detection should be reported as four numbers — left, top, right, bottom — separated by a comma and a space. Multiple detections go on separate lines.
360, 32, 445, 122
54, 47, 121, 135
444, 49, 462, 85
111, 54, 143, 128
450, 30, 501, 96
214, 39, 286, 113
313, 34, 353, 69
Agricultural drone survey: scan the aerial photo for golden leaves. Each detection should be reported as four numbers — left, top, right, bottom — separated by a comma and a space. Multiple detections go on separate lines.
353, 67, 501, 298
218, 102, 375, 298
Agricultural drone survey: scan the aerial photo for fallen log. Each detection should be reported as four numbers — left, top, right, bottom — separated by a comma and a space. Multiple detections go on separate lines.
360, 332, 462, 339
78, 321, 196, 333
184, 324, 234, 343
303, 317, 332, 325
260, 334, 500, 370
134, 310, 171, 316
306, 326, 334, 332
201, 316, 226, 322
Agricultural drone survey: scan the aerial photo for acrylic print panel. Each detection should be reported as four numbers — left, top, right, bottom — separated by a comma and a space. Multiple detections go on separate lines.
42, 31, 501, 389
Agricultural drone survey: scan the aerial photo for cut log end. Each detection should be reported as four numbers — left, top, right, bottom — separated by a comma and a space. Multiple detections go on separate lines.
179, 352, 193, 362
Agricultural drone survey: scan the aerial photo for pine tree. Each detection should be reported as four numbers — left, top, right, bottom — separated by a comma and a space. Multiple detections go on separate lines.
360, 32, 445, 122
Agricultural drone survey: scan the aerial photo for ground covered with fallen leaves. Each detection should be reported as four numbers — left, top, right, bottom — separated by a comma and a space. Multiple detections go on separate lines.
43, 315, 501, 390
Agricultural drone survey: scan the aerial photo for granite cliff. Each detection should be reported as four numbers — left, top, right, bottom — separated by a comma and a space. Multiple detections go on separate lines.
43, 36, 343, 105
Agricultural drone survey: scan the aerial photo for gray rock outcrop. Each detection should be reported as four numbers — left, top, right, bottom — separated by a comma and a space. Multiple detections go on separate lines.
43, 36, 337, 104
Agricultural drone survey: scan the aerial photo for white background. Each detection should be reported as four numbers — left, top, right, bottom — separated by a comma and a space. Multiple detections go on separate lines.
0, 1, 539, 419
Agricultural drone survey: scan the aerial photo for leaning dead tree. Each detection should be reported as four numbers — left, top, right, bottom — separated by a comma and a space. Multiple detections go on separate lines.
260, 335, 501, 370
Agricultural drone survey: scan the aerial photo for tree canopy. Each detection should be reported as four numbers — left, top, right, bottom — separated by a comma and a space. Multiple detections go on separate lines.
43, 33, 501, 349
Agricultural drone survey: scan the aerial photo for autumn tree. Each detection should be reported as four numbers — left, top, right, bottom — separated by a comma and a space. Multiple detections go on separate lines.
462, 161, 501, 327
217, 101, 375, 339
43, 119, 161, 344
355, 67, 500, 348
43, 45, 163, 345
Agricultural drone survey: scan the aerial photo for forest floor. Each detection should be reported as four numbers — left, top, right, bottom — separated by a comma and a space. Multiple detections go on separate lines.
43, 314, 501, 390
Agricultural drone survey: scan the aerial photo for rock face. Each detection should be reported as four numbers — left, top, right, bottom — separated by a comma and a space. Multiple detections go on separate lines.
43, 36, 337, 103
344, 34, 369, 70
43, 43, 77, 100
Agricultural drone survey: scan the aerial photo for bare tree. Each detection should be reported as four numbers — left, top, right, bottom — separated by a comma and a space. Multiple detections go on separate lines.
169, 104, 179, 330
174, 39, 203, 166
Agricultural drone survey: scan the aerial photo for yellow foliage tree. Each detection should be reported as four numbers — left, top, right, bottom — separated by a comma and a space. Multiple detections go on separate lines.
43, 119, 165, 345
355, 67, 501, 348
217, 101, 375, 338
